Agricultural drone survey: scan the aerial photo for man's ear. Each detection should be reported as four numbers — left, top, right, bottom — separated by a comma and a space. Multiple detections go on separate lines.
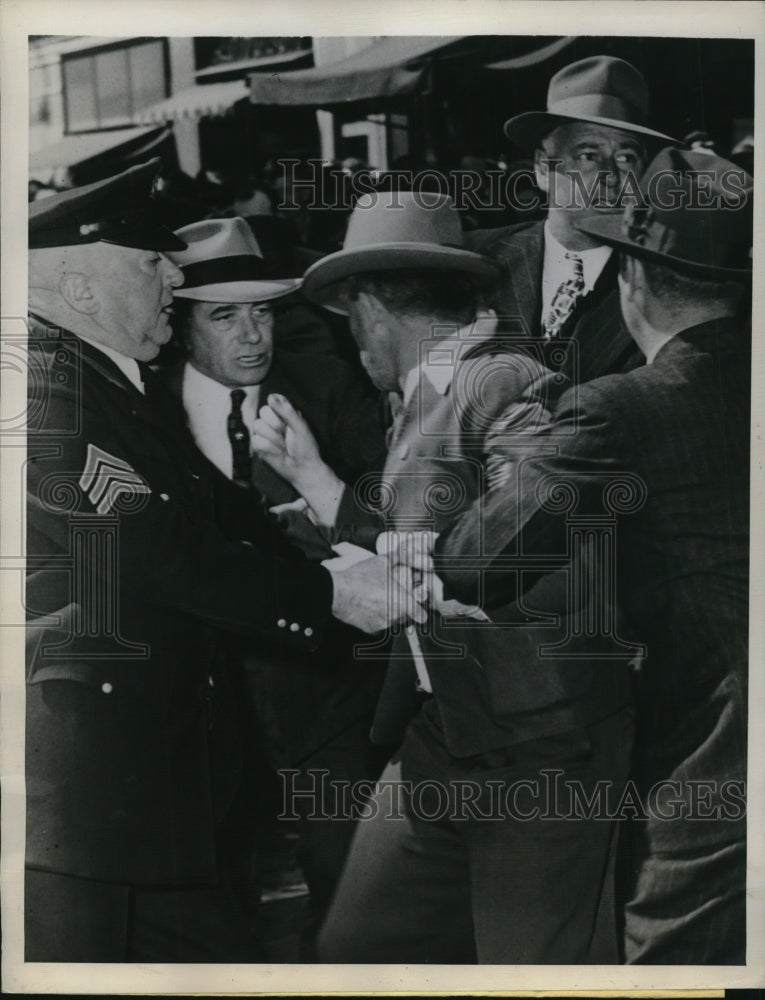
355, 290, 386, 329
59, 273, 99, 315
533, 147, 550, 194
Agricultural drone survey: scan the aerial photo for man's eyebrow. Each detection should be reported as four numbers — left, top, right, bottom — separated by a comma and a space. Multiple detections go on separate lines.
208, 304, 237, 317
571, 138, 643, 151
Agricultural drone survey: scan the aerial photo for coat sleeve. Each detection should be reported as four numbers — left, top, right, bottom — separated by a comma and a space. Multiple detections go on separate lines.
27, 380, 333, 650
434, 380, 632, 608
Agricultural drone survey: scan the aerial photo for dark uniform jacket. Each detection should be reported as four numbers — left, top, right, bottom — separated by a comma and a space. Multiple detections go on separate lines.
155, 354, 388, 765
25, 320, 333, 885
436, 319, 749, 849
466, 220, 643, 382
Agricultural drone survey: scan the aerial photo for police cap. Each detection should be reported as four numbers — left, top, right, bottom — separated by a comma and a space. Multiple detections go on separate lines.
29, 158, 186, 252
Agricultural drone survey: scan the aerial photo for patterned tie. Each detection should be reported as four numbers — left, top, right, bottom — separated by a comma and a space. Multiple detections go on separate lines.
227, 389, 251, 485
543, 252, 585, 340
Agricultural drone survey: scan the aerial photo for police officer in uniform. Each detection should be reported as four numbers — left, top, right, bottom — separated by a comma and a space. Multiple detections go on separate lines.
24, 159, 423, 962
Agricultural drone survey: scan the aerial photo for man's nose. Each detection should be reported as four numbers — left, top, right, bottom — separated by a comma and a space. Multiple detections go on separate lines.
239, 314, 264, 343
161, 256, 184, 288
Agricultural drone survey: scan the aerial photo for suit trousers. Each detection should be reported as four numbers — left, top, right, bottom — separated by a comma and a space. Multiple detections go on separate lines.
623, 837, 746, 964
317, 703, 635, 964
25, 868, 264, 962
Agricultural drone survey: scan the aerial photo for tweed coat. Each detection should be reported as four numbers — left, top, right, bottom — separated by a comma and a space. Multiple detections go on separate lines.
436, 319, 749, 849
336, 335, 634, 757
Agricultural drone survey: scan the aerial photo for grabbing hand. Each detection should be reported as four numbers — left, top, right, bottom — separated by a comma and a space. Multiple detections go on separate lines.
325, 553, 427, 634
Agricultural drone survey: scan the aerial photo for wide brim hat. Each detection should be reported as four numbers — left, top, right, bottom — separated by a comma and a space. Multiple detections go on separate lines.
576, 147, 752, 276
167, 217, 301, 303
29, 158, 186, 252
302, 191, 499, 314
504, 56, 678, 149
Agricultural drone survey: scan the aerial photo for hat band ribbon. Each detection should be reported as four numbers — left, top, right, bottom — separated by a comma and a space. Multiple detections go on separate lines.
547, 94, 646, 125
180, 254, 268, 288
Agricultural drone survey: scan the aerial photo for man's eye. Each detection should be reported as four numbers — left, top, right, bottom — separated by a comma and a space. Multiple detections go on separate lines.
213, 313, 234, 324
251, 306, 272, 320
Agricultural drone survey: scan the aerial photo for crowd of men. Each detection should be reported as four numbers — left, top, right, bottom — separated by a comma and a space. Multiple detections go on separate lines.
23, 56, 751, 965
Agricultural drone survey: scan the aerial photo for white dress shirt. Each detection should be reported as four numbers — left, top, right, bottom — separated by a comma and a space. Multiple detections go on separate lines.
541, 220, 613, 327
182, 362, 260, 480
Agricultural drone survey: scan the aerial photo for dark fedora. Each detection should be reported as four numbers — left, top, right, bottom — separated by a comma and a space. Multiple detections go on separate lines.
504, 56, 678, 148
29, 158, 186, 252
577, 147, 752, 276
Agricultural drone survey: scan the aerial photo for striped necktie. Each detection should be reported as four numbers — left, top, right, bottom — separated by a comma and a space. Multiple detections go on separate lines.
543, 252, 585, 340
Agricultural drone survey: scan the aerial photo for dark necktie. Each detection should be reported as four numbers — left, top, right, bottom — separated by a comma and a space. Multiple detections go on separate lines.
227, 389, 251, 485
543, 252, 585, 340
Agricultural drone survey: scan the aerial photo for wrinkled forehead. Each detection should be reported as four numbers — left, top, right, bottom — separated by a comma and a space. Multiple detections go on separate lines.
541, 121, 646, 155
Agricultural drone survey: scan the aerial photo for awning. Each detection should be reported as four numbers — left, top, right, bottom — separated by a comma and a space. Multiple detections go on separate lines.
485, 36, 578, 70
195, 49, 313, 80
134, 79, 249, 125
29, 125, 170, 173
248, 35, 465, 108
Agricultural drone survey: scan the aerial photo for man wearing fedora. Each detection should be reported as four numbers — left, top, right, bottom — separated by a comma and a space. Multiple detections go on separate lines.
436, 148, 751, 963
252, 191, 637, 964
470, 55, 677, 385
157, 216, 390, 933
24, 161, 424, 962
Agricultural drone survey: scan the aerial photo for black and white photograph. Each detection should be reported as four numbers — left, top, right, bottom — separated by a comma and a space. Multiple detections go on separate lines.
1, 0, 764, 993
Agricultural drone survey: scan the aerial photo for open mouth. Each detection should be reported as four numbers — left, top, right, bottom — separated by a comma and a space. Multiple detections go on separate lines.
237, 354, 268, 367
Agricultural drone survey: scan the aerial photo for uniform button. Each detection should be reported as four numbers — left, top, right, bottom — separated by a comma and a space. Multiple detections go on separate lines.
101, 682, 113, 694
290, 622, 300, 632
277, 618, 287, 628
159, 493, 169, 501
304, 627, 313, 638
208, 675, 214, 688
191, 473, 200, 480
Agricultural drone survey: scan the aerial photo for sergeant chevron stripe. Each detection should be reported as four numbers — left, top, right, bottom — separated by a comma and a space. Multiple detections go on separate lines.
79, 443, 152, 514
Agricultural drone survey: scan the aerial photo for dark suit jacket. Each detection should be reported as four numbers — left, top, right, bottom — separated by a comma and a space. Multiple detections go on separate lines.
25, 322, 333, 885
156, 353, 388, 765
466, 220, 643, 383
337, 341, 633, 757
436, 319, 749, 849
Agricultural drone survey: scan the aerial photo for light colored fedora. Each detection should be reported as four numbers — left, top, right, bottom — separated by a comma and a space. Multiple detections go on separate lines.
504, 56, 678, 148
577, 147, 752, 276
167, 217, 300, 303
301, 191, 499, 313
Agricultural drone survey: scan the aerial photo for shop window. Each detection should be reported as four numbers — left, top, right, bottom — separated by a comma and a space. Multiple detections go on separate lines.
63, 40, 167, 132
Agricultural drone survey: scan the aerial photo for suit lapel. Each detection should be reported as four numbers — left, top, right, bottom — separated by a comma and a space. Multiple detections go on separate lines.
493, 224, 545, 338
564, 254, 639, 382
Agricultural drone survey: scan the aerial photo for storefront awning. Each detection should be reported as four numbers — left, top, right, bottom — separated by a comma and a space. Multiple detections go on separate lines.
134, 79, 249, 125
248, 36, 465, 108
29, 125, 170, 174
485, 36, 578, 70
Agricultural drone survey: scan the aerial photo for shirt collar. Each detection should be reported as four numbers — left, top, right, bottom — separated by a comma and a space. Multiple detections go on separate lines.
543, 219, 613, 294
184, 362, 259, 405
75, 333, 144, 394
401, 323, 496, 406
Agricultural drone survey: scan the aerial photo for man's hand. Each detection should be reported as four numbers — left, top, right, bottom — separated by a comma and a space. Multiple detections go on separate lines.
325, 553, 427, 634
252, 394, 345, 524
378, 529, 437, 575
252, 393, 324, 483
